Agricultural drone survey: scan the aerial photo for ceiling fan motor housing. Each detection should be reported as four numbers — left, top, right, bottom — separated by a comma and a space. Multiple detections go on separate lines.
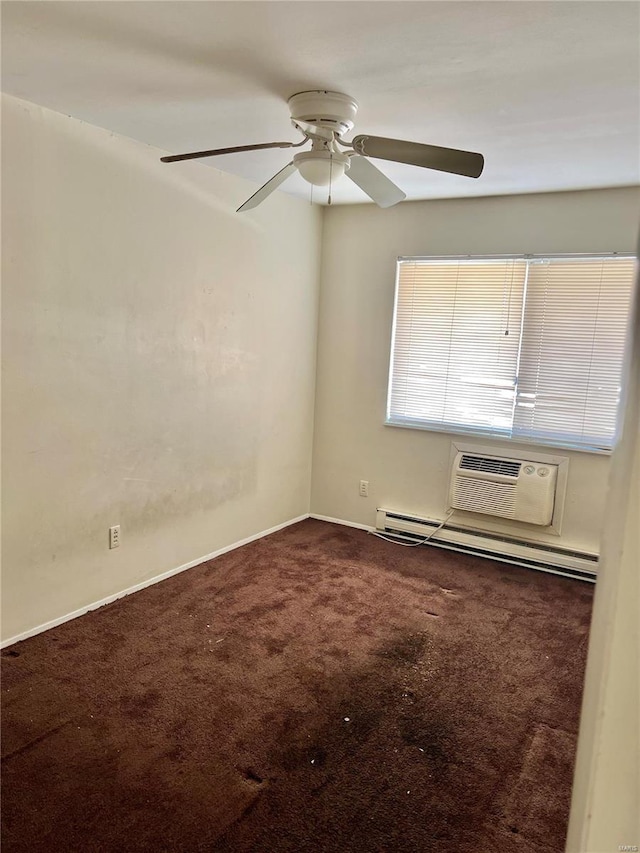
288, 90, 358, 136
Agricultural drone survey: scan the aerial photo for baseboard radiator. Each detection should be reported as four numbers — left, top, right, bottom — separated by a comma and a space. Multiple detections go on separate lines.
375, 508, 597, 583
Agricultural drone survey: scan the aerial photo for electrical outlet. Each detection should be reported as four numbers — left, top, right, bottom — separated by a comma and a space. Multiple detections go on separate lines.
109, 525, 120, 549
359, 480, 369, 497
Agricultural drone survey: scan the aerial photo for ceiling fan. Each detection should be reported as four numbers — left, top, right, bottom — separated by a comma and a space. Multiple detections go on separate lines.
160, 90, 484, 212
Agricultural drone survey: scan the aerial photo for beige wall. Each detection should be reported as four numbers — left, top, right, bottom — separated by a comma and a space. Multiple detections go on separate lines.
1, 95, 322, 641
311, 188, 640, 553
566, 255, 639, 852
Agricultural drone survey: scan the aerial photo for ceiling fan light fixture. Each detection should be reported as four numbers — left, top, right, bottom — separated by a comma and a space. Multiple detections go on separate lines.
293, 150, 350, 187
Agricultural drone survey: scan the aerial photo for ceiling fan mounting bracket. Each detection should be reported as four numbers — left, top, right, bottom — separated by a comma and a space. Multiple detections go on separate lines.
291, 121, 334, 144
288, 90, 358, 136
352, 136, 367, 155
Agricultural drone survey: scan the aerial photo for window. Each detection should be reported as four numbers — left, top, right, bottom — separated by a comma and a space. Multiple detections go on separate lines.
387, 255, 636, 452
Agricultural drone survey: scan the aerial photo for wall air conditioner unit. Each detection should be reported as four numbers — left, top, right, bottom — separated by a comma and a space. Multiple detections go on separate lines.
449, 451, 558, 526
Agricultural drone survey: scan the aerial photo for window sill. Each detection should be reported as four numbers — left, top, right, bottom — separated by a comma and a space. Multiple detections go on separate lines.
384, 418, 613, 456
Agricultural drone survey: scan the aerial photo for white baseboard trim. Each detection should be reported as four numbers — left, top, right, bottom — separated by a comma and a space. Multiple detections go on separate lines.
309, 513, 374, 532
1, 513, 310, 649
375, 508, 597, 582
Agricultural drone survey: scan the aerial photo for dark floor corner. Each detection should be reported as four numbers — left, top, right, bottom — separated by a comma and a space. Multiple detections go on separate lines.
1, 518, 594, 852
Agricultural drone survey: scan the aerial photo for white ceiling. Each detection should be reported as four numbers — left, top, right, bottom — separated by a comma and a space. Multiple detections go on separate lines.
2, 1, 639, 206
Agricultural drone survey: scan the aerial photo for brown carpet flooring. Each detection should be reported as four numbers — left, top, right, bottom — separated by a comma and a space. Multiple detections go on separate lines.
1, 519, 593, 853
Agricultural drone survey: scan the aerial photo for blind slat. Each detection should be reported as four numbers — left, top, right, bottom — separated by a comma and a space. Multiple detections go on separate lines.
388, 256, 636, 450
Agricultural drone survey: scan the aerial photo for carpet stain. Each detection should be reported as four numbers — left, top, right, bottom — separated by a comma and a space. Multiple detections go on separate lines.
120, 688, 162, 717
237, 766, 266, 786
374, 631, 430, 664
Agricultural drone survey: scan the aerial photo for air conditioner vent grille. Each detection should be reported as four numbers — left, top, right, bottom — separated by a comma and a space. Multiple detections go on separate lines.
452, 478, 518, 517
459, 454, 521, 478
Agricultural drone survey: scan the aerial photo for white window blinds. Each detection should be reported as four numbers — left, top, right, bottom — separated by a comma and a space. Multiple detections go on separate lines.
387, 255, 636, 451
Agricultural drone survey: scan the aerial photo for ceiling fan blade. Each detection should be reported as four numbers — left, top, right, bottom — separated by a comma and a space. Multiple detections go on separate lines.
346, 155, 406, 208
161, 141, 297, 163
236, 162, 297, 212
352, 135, 484, 178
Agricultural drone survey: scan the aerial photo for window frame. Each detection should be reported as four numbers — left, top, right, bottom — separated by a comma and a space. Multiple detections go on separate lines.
385, 252, 636, 455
